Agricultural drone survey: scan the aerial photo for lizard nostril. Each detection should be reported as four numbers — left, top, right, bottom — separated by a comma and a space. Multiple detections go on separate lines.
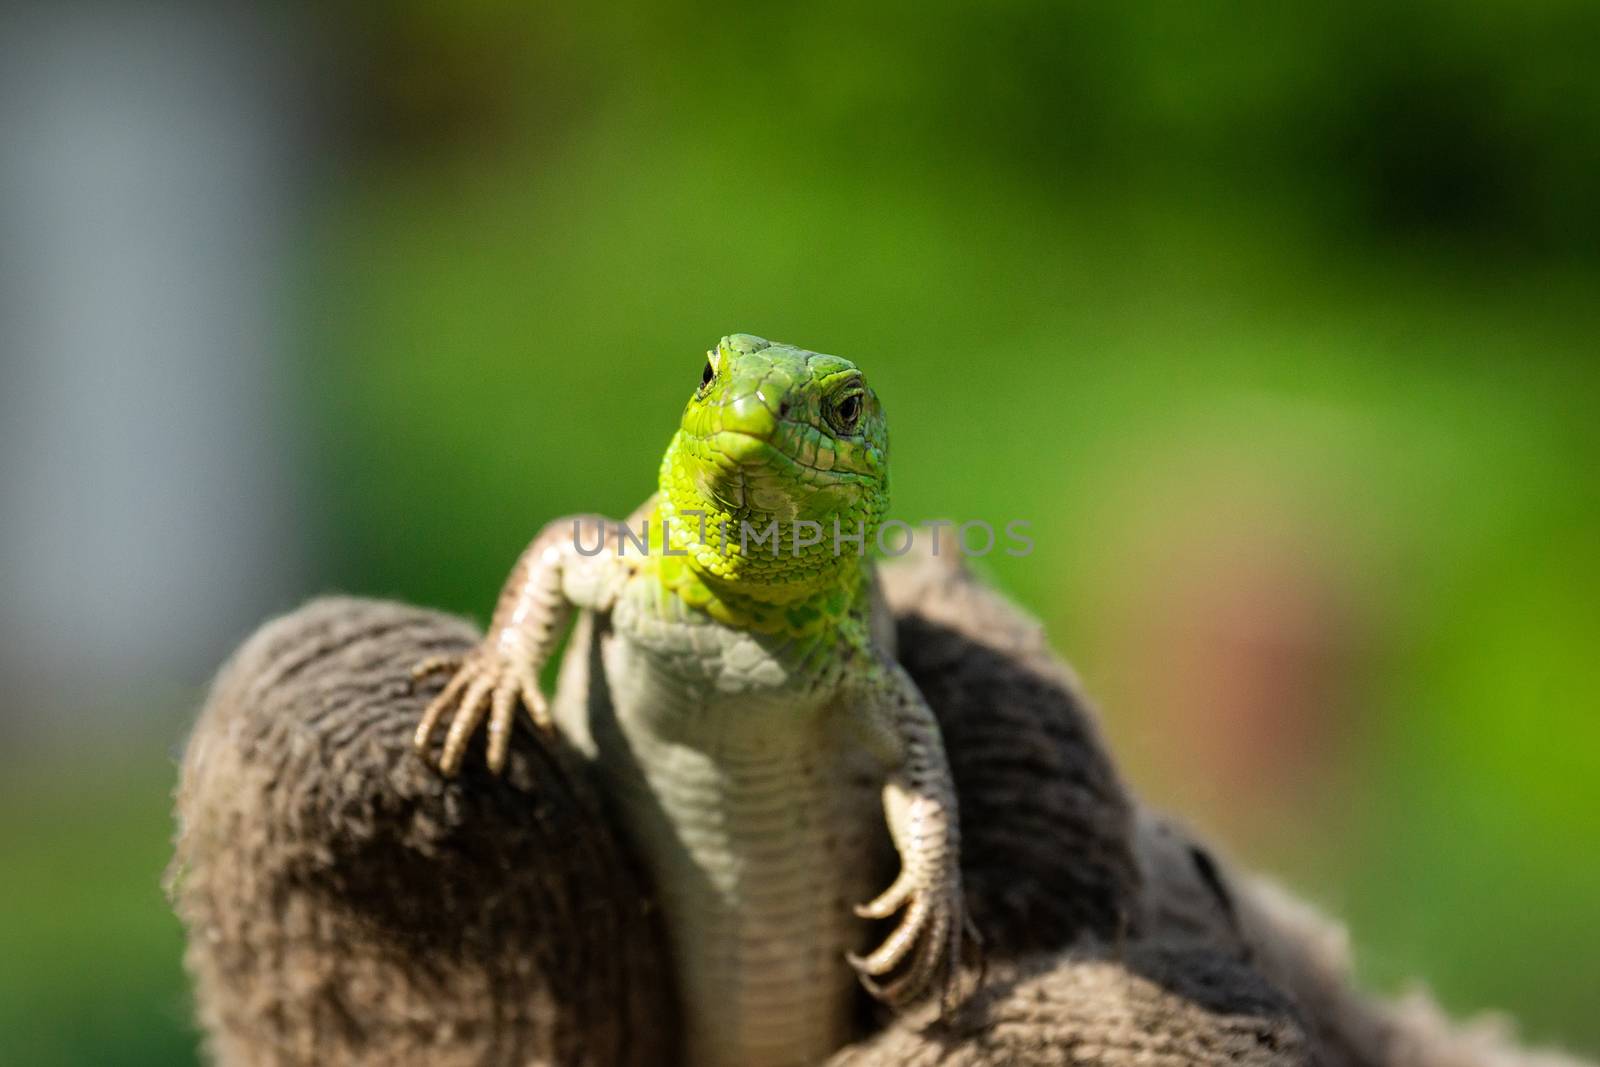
779, 401, 791, 418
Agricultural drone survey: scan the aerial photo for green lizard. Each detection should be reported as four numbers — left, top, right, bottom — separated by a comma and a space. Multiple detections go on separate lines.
412, 334, 973, 1067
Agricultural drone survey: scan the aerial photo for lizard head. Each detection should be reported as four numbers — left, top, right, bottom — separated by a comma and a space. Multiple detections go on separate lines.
660, 333, 889, 593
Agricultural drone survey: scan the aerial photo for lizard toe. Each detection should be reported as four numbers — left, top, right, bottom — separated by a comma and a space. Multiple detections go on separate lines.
485, 680, 520, 774
410, 653, 463, 685
876, 908, 949, 1010
414, 667, 472, 756
517, 665, 553, 732
439, 673, 496, 776
849, 893, 930, 977
854, 867, 914, 920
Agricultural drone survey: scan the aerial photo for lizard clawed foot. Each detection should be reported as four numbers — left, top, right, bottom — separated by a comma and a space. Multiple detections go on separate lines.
411, 645, 550, 776
847, 867, 975, 1015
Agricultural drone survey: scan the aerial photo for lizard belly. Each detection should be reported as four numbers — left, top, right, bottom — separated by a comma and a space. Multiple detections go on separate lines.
555, 611, 882, 1067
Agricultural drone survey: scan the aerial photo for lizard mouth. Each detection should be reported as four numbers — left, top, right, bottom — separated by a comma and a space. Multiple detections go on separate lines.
704, 429, 873, 479
694, 429, 873, 517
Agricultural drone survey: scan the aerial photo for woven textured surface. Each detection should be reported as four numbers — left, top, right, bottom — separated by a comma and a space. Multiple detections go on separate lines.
879, 553, 1141, 957
826, 947, 1309, 1067
171, 558, 1591, 1066
170, 598, 675, 1067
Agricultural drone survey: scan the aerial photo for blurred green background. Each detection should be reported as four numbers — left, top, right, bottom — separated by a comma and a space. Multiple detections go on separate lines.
2, 2, 1597, 1062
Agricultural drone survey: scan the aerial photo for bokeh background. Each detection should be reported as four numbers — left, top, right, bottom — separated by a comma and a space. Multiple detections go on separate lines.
2, 2, 1597, 1063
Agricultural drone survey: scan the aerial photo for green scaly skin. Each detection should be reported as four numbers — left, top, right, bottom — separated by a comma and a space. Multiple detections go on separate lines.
413, 334, 972, 1067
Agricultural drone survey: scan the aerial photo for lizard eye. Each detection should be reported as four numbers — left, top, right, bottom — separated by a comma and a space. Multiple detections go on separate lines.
831, 393, 863, 433
699, 359, 715, 391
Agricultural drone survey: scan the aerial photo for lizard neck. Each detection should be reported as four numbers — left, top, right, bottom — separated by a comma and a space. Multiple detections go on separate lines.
652, 435, 879, 635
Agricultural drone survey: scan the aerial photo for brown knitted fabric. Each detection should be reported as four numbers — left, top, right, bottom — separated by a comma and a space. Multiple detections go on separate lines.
171, 559, 1592, 1067
878, 552, 1141, 955
826, 947, 1311, 1067
169, 597, 676, 1066
842, 555, 1310, 1065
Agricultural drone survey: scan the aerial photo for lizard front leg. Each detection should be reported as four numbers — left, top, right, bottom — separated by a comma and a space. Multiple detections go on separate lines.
412, 507, 643, 776
844, 656, 978, 1014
